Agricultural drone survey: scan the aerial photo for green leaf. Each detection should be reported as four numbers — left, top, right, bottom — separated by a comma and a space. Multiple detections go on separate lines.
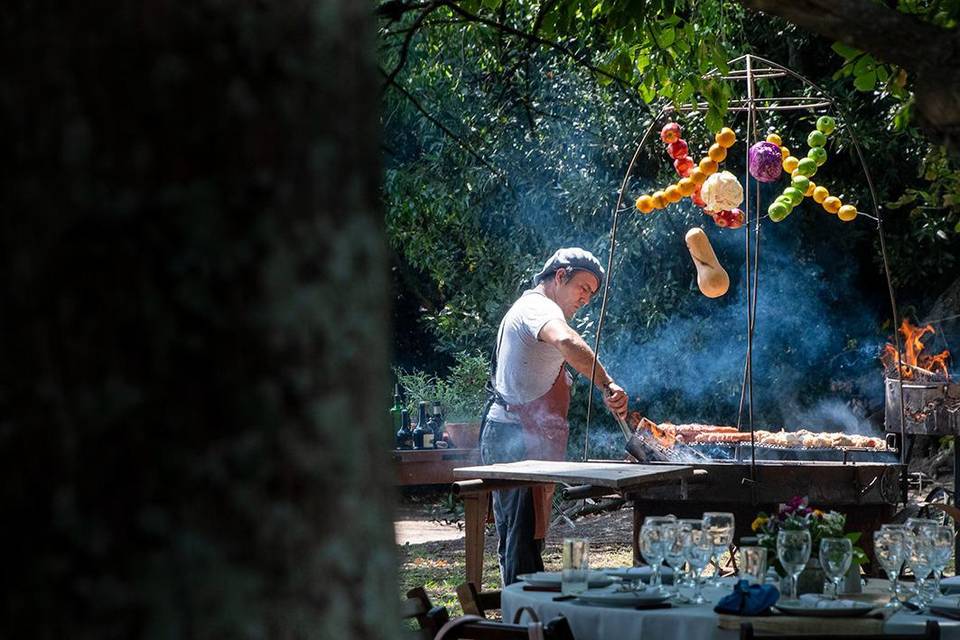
831, 42, 862, 59
659, 26, 676, 48
705, 107, 723, 133
853, 55, 875, 76
854, 69, 877, 92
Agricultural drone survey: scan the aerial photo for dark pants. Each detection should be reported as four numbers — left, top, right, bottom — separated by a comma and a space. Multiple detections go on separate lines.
479, 419, 544, 586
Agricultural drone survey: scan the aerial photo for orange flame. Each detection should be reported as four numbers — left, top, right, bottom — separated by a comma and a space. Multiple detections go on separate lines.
882, 319, 950, 380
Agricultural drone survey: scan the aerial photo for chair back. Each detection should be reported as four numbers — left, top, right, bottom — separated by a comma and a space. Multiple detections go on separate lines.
402, 586, 449, 640
456, 582, 502, 618
436, 613, 574, 640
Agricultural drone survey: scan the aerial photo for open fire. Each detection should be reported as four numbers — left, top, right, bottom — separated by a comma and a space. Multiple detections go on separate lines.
881, 319, 951, 381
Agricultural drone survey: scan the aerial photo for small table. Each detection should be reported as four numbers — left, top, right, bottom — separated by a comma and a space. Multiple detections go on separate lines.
452, 460, 696, 585
393, 447, 481, 485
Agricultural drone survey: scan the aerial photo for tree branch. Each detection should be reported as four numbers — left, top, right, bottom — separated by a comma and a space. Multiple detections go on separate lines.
383, 1, 441, 87
380, 68, 506, 179
734, 0, 960, 153
438, 0, 638, 97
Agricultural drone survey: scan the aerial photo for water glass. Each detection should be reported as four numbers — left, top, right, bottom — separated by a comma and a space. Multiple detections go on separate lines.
819, 538, 853, 597
640, 515, 674, 588
777, 530, 812, 601
738, 546, 768, 585
908, 533, 936, 608
561, 538, 589, 595
684, 524, 714, 605
874, 529, 906, 609
929, 525, 954, 596
661, 521, 689, 598
704, 512, 735, 585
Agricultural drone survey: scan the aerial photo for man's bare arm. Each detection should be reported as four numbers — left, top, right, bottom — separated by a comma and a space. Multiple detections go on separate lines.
539, 319, 628, 418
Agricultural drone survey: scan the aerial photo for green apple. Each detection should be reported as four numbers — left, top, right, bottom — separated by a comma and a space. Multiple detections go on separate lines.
768, 201, 789, 221
791, 175, 811, 194
796, 157, 818, 176
807, 130, 827, 148
784, 187, 804, 206
807, 147, 828, 166
816, 115, 836, 135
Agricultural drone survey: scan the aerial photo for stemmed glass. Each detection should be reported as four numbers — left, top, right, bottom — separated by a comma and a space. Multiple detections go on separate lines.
908, 532, 936, 609
874, 529, 906, 609
881, 524, 914, 601
819, 538, 853, 598
663, 521, 692, 601
640, 515, 676, 589
684, 522, 714, 605
777, 530, 812, 601
703, 512, 735, 586
928, 525, 954, 597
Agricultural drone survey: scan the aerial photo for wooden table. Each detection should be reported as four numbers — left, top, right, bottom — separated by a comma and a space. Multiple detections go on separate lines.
452, 460, 696, 585
392, 448, 481, 486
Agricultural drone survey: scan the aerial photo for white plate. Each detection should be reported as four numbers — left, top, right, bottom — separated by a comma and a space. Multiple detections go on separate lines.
517, 571, 613, 588
602, 566, 674, 585
940, 578, 960, 595
774, 599, 874, 617
576, 589, 671, 607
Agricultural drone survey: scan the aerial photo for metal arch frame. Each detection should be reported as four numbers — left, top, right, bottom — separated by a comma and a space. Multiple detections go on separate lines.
583, 54, 907, 485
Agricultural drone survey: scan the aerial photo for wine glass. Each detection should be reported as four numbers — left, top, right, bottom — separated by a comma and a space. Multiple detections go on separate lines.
777, 530, 811, 601
676, 518, 703, 588
660, 521, 687, 600
819, 538, 853, 598
684, 523, 714, 605
928, 525, 954, 597
874, 529, 906, 609
703, 512, 735, 586
908, 532, 936, 609
640, 515, 676, 589
881, 524, 914, 601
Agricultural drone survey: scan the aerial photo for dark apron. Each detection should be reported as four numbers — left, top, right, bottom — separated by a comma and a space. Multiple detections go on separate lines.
480, 366, 571, 539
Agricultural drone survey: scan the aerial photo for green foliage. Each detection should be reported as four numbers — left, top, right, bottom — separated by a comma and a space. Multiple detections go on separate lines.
380, 0, 960, 447
395, 351, 490, 422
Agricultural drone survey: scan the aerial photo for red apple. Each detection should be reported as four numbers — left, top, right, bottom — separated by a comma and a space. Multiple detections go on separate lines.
660, 122, 681, 144
674, 156, 695, 177
668, 139, 689, 160
692, 185, 706, 208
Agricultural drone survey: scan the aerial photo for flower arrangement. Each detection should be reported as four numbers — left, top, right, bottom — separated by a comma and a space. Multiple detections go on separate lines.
752, 496, 866, 574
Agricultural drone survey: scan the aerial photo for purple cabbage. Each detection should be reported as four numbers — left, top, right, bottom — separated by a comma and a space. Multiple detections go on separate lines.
748, 141, 782, 183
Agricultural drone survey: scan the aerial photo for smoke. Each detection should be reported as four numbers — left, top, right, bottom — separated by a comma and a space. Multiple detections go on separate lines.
606, 188, 889, 433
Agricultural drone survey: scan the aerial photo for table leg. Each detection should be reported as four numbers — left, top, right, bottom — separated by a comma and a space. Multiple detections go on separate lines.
463, 491, 489, 586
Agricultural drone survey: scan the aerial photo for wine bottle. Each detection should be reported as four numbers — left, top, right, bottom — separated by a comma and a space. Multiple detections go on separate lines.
396, 408, 413, 449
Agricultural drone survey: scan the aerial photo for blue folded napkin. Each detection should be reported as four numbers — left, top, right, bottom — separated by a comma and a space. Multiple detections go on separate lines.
713, 579, 780, 616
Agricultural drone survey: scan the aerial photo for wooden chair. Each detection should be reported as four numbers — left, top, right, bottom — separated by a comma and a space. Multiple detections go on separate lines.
739, 619, 940, 640
402, 586, 449, 640
456, 582, 502, 618
435, 615, 575, 640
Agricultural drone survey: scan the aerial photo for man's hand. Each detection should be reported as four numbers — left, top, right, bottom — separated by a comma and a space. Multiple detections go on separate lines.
603, 382, 628, 420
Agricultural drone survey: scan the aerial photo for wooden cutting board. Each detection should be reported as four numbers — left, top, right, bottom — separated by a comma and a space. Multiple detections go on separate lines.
452, 460, 693, 489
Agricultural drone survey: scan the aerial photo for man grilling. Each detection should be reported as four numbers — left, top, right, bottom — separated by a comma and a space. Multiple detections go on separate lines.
480, 247, 629, 585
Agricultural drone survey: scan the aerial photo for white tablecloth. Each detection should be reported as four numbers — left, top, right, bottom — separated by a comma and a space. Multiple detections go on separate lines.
502, 580, 960, 640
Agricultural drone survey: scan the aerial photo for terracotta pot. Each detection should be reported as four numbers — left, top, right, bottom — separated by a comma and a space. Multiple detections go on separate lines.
444, 422, 480, 449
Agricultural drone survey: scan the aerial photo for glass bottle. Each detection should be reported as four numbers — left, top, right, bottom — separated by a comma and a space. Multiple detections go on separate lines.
395, 408, 413, 449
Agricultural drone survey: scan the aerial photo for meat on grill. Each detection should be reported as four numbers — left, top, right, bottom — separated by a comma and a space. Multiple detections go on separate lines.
627, 412, 886, 449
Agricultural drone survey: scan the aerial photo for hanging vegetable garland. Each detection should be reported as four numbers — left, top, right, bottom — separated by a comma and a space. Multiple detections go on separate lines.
762, 116, 859, 223
635, 122, 745, 229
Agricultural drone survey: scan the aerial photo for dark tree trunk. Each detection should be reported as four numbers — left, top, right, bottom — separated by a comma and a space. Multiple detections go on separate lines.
0, 2, 395, 638
736, 0, 960, 154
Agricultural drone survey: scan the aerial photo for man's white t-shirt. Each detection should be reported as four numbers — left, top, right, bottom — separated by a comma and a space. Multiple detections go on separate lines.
487, 290, 568, 422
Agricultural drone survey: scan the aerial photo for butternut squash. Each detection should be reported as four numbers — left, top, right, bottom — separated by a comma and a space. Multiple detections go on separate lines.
685, 227, 729, 298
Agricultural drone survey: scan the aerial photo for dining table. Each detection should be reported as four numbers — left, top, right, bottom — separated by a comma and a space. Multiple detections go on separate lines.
501, 577, 960, 640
